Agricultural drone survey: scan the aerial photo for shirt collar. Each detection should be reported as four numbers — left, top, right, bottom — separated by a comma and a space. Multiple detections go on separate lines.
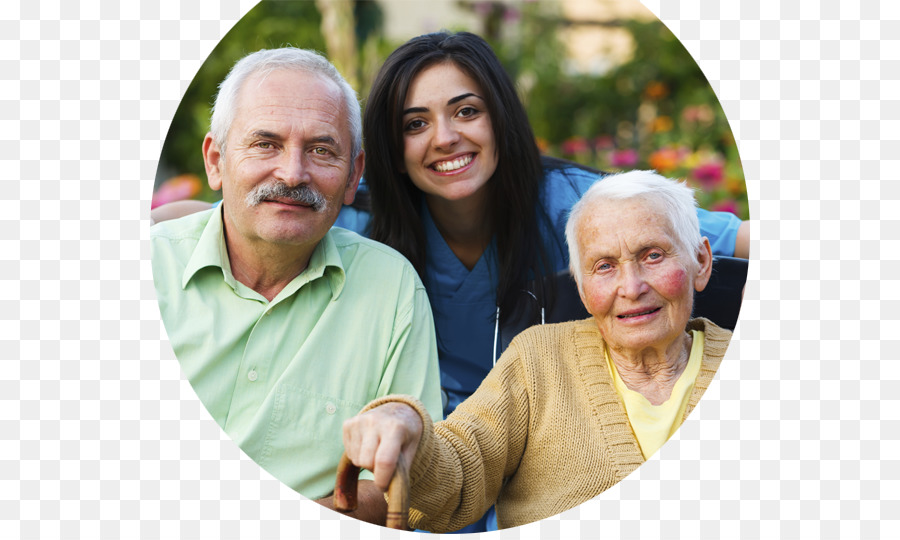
181, 205, 346, 300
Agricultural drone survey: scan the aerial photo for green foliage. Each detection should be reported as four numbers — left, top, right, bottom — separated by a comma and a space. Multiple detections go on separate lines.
155, 1, 326, 200
155, 0, 747, 219
494, 6, 746, 218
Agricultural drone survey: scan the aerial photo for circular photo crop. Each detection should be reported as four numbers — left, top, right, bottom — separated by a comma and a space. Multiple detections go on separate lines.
150, 0, 748, 532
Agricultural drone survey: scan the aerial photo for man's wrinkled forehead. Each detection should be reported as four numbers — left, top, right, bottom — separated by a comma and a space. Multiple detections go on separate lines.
232, 68, 351, 143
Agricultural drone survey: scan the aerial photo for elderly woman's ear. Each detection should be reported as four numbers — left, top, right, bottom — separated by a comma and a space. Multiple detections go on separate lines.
694, 237, 714, 293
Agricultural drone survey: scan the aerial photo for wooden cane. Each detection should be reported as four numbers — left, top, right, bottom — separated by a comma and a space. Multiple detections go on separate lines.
334, 452, 410, 530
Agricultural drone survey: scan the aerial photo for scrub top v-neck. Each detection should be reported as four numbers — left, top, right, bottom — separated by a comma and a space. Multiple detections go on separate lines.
421, 203, 499, 415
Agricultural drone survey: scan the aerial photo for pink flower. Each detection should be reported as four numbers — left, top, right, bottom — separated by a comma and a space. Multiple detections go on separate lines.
711, 199, 738, 216
152, 174, 203, 209
503, 7, 521, 22
681, 104, 715, 126
473, 1, 494, 16
692, 162, 724, 189
561, 136, 590, 156
593, 135, 614, 151
609, 148, 639, 167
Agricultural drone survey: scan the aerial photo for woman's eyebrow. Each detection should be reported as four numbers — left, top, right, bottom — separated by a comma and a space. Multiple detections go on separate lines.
447, 92, 481, 105
402, 93, 484, 116
402, 106, 428, 116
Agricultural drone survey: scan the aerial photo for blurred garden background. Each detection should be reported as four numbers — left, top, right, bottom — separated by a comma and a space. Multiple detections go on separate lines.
153, 0, 748, 220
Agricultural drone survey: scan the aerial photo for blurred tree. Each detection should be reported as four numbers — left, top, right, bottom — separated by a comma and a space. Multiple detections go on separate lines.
155, 1, 325, 200
470, 1, 746, 218
316, 0, 358, 90
155, 0, 389, 202
154, 0, 746, 218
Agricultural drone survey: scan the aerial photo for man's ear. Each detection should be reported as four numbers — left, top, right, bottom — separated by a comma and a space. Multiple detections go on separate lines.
343, 150, 366, 205
203, 133, 223, 191
693, 237, 713, 293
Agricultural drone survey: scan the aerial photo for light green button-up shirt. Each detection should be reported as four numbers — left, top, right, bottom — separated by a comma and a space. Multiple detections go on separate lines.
151, 207, 442, 499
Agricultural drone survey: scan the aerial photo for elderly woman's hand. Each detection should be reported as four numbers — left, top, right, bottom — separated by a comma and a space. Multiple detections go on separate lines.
342, 402, 424, 491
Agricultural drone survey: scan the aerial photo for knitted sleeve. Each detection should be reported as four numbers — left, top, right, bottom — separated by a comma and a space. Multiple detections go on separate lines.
360, 349, 531, 532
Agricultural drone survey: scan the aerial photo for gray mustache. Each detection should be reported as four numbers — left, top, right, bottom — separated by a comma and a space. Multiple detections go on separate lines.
245, 182, 327, 212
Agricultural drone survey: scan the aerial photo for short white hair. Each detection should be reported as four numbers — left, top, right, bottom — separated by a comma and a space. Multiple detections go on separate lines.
209, 47, 363, 172
565, 170, 702, 291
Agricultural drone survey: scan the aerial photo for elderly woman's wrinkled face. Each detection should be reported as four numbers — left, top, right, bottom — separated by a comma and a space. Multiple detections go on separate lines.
576, 197, 709, 353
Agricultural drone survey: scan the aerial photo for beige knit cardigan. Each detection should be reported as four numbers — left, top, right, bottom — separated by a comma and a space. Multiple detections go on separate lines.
363, 317, 732, 531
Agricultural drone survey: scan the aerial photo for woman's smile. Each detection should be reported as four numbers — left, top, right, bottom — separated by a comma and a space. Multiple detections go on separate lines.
431, 153, 475, 173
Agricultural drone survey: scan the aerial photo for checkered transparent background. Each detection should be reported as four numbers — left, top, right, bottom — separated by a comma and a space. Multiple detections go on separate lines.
1, 0, 895, 538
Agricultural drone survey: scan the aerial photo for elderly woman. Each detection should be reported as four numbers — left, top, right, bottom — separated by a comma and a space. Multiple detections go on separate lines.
341, 170, 733, 531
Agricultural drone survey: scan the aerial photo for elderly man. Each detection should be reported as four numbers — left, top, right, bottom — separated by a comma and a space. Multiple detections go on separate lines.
150, 48, 442, 522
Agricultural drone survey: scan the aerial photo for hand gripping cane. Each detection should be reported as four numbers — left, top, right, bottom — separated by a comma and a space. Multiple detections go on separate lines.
333, 452, 410, 530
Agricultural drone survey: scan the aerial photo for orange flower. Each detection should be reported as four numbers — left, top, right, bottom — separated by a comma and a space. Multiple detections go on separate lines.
651, 116, 673, 133
726, 176, 745, 195
648, 148, 680, 173
152, 174, 203, 209
644, 81, 669, 100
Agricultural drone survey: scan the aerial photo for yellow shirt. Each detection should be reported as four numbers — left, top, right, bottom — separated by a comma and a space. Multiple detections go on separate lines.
606, 330, 704, 459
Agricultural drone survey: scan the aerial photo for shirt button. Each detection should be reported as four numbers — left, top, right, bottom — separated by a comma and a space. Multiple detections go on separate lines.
325, 402, 336, 415
248, 370, 258, 382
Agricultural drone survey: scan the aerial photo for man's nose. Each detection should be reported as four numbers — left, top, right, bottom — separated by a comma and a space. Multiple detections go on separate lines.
274, 150, 309, 185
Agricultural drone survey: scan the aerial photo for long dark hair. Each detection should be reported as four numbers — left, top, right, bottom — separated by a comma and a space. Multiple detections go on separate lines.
364, 31, 554, 323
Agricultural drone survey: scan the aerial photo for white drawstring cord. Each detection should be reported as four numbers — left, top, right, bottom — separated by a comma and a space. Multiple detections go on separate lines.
492, 306, 500, 366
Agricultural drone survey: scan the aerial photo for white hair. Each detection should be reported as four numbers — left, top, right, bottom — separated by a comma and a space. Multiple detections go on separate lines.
209, 47, 363, 174
565, 170, 702, 291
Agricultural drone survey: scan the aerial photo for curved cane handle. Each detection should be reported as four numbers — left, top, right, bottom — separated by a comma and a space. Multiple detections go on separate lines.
333, 452, 410, 530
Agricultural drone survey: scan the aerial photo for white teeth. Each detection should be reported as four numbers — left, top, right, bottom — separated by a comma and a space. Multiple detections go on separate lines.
434, 154, 473, 172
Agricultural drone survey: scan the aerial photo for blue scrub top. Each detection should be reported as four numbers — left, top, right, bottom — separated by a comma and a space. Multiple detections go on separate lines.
337, 165, 741, 416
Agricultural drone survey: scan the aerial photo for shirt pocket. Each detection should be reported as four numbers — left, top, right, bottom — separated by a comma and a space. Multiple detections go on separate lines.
255, 384, 367, 492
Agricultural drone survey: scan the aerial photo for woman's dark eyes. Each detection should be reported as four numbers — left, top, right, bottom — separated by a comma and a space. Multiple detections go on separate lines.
405, 108, 479, 131
405, 119, 425, 131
